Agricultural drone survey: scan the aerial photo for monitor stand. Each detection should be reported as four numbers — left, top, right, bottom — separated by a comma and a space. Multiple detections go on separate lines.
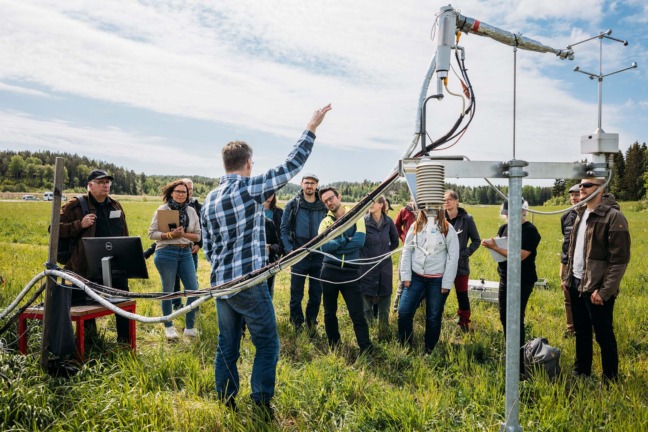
101, 257, 128, 303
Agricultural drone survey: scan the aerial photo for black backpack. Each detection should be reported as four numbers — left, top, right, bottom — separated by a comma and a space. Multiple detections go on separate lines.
521, 337, 561, 379
54, 195, 89, 265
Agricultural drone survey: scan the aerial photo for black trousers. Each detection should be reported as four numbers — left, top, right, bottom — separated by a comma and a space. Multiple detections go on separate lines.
569, 277, 618, 379
497, 279, 534, 348
320, 264, 372, 353
85, 277, 131, 344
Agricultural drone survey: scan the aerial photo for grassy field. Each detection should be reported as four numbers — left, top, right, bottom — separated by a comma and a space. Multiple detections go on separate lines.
0, 199, 647, 431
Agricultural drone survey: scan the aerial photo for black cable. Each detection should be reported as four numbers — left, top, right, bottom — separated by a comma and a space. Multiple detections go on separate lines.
0, 282, 47, 337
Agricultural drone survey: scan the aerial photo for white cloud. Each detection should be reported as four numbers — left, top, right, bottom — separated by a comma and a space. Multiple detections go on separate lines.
0, 1, 643, 182
0, 110, 219, 174
0, 82, 52, 98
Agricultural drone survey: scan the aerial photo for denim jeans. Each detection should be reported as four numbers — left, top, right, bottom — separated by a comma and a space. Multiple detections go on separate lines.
398, 273, 448, 353
321, 264, 372, 353
569, 277, 618, 379
215, 282, 279, 403
290, 254, 323, 328
153, 247, 197, 329
172, 252, 199, 308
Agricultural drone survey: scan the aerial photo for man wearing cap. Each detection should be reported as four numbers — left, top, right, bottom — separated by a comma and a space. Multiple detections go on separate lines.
562, 178, 630, 381
59, 169, 131, 344
280, 173, 328, 332
559, 184, 581, 337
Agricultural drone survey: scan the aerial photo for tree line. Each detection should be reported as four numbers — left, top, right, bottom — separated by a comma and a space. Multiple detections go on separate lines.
0, 150, 218, 198
2, 144, 646, 204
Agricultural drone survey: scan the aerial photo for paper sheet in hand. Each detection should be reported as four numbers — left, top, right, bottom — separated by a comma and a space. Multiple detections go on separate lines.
487, 237, 508, 263
157, 209, 179, 232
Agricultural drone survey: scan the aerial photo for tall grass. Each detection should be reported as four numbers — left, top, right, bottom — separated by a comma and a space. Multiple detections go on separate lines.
0, 201, 646, 431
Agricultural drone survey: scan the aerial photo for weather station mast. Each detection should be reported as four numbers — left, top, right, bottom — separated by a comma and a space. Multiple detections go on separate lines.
399, 5, 637, 431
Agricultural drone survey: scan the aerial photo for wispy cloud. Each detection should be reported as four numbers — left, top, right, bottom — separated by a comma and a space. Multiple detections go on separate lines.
0, 110, 219, 174
0, 82, 52, 98
0, 1, 643, 181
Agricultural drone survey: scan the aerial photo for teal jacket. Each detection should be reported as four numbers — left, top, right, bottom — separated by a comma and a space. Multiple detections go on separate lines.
318, 207, 366, 268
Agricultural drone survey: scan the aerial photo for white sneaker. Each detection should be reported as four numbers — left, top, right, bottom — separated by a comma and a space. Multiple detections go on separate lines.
184, 328, 199, 338
165, 327, 179, 340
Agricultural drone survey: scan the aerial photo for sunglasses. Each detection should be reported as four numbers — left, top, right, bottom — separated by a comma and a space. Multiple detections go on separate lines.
578, 182, 600, 189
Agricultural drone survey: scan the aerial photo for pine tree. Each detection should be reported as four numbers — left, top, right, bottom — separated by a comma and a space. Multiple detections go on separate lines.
621, 142, 646, 200
610, 151, 625, 199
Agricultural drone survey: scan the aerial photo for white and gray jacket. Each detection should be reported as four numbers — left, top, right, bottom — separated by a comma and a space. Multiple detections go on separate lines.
399, 222, 460, 289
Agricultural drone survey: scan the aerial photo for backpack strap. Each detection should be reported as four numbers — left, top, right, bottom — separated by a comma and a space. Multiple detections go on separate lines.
76, 195, 89, 216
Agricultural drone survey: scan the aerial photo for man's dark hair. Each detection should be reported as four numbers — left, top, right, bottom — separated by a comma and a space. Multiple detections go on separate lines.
318, 187, 339, 200
222, 141, 253, 172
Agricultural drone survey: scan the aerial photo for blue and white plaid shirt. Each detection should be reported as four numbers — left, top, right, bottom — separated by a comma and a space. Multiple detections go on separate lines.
202, 131, 316, 295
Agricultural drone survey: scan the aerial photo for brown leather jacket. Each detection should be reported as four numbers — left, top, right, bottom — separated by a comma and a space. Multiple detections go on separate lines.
59, 193, 128, 277
561, 194, 630, 301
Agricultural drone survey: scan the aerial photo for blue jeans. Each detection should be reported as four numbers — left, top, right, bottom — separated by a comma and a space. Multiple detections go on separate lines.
215, 283, 279, 403
153, 247, 197, 329
398, 274, 448, 353
172, 252, 199, 308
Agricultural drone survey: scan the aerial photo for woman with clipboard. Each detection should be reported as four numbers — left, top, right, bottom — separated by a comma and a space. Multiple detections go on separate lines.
148, 180, 201, 340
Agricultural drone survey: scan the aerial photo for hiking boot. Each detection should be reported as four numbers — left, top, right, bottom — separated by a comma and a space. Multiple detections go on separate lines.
165, 327, 179, 340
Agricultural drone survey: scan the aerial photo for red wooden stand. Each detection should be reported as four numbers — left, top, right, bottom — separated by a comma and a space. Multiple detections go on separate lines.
19, 300, 136, 360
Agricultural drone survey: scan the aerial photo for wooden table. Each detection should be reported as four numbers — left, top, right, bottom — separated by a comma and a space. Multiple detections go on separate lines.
18, 300, 136, 360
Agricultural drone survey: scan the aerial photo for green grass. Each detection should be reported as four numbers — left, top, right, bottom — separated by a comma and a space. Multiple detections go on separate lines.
0, 200, 647, 431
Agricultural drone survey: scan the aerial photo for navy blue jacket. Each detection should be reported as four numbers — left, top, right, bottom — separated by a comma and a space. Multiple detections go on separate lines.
280, 190, 327, 253
359, 213, 399, 297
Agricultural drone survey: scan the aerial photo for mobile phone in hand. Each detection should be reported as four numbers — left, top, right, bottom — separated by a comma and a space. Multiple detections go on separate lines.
168, 223, 177, 230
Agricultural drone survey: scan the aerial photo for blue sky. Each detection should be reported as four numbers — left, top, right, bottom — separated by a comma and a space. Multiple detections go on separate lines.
1, 0, 646, 185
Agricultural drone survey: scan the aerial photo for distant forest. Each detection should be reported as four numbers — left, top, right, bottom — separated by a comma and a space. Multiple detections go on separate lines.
1, 143, 646, 205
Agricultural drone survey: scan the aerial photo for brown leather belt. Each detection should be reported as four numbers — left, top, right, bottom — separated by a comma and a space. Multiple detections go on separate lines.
166, 243, 192, 249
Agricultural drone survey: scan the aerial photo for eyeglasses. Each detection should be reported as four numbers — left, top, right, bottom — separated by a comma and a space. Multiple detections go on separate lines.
322, 195, 337, 204
303, 181, 317, 186
443, 198, 455, 203
578, 182, 600, 189
172, 189, 188, 194
92, 180, 112, 186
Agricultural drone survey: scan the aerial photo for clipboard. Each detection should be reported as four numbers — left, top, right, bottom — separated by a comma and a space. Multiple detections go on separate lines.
487, 237, 508, 263
157, 209, 179, 232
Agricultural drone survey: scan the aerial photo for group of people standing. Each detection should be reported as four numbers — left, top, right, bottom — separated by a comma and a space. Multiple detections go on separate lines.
58, 105, 631, 420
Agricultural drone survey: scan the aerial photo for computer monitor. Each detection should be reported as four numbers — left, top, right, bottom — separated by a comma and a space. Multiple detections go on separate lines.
83, 236, 149, 282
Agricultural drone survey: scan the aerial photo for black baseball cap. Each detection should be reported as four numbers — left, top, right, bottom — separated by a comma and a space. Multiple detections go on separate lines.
87, 169, 114, 183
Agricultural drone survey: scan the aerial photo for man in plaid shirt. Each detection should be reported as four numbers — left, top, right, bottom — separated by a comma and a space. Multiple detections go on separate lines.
202, 104, 331, 415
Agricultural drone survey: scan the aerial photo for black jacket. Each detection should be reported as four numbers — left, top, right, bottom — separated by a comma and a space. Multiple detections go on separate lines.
446, 208, 481, 276
560, 209, 578, 265
265, 207, 284, 263
188, 197, 203, 249
359, 213, 399, 297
